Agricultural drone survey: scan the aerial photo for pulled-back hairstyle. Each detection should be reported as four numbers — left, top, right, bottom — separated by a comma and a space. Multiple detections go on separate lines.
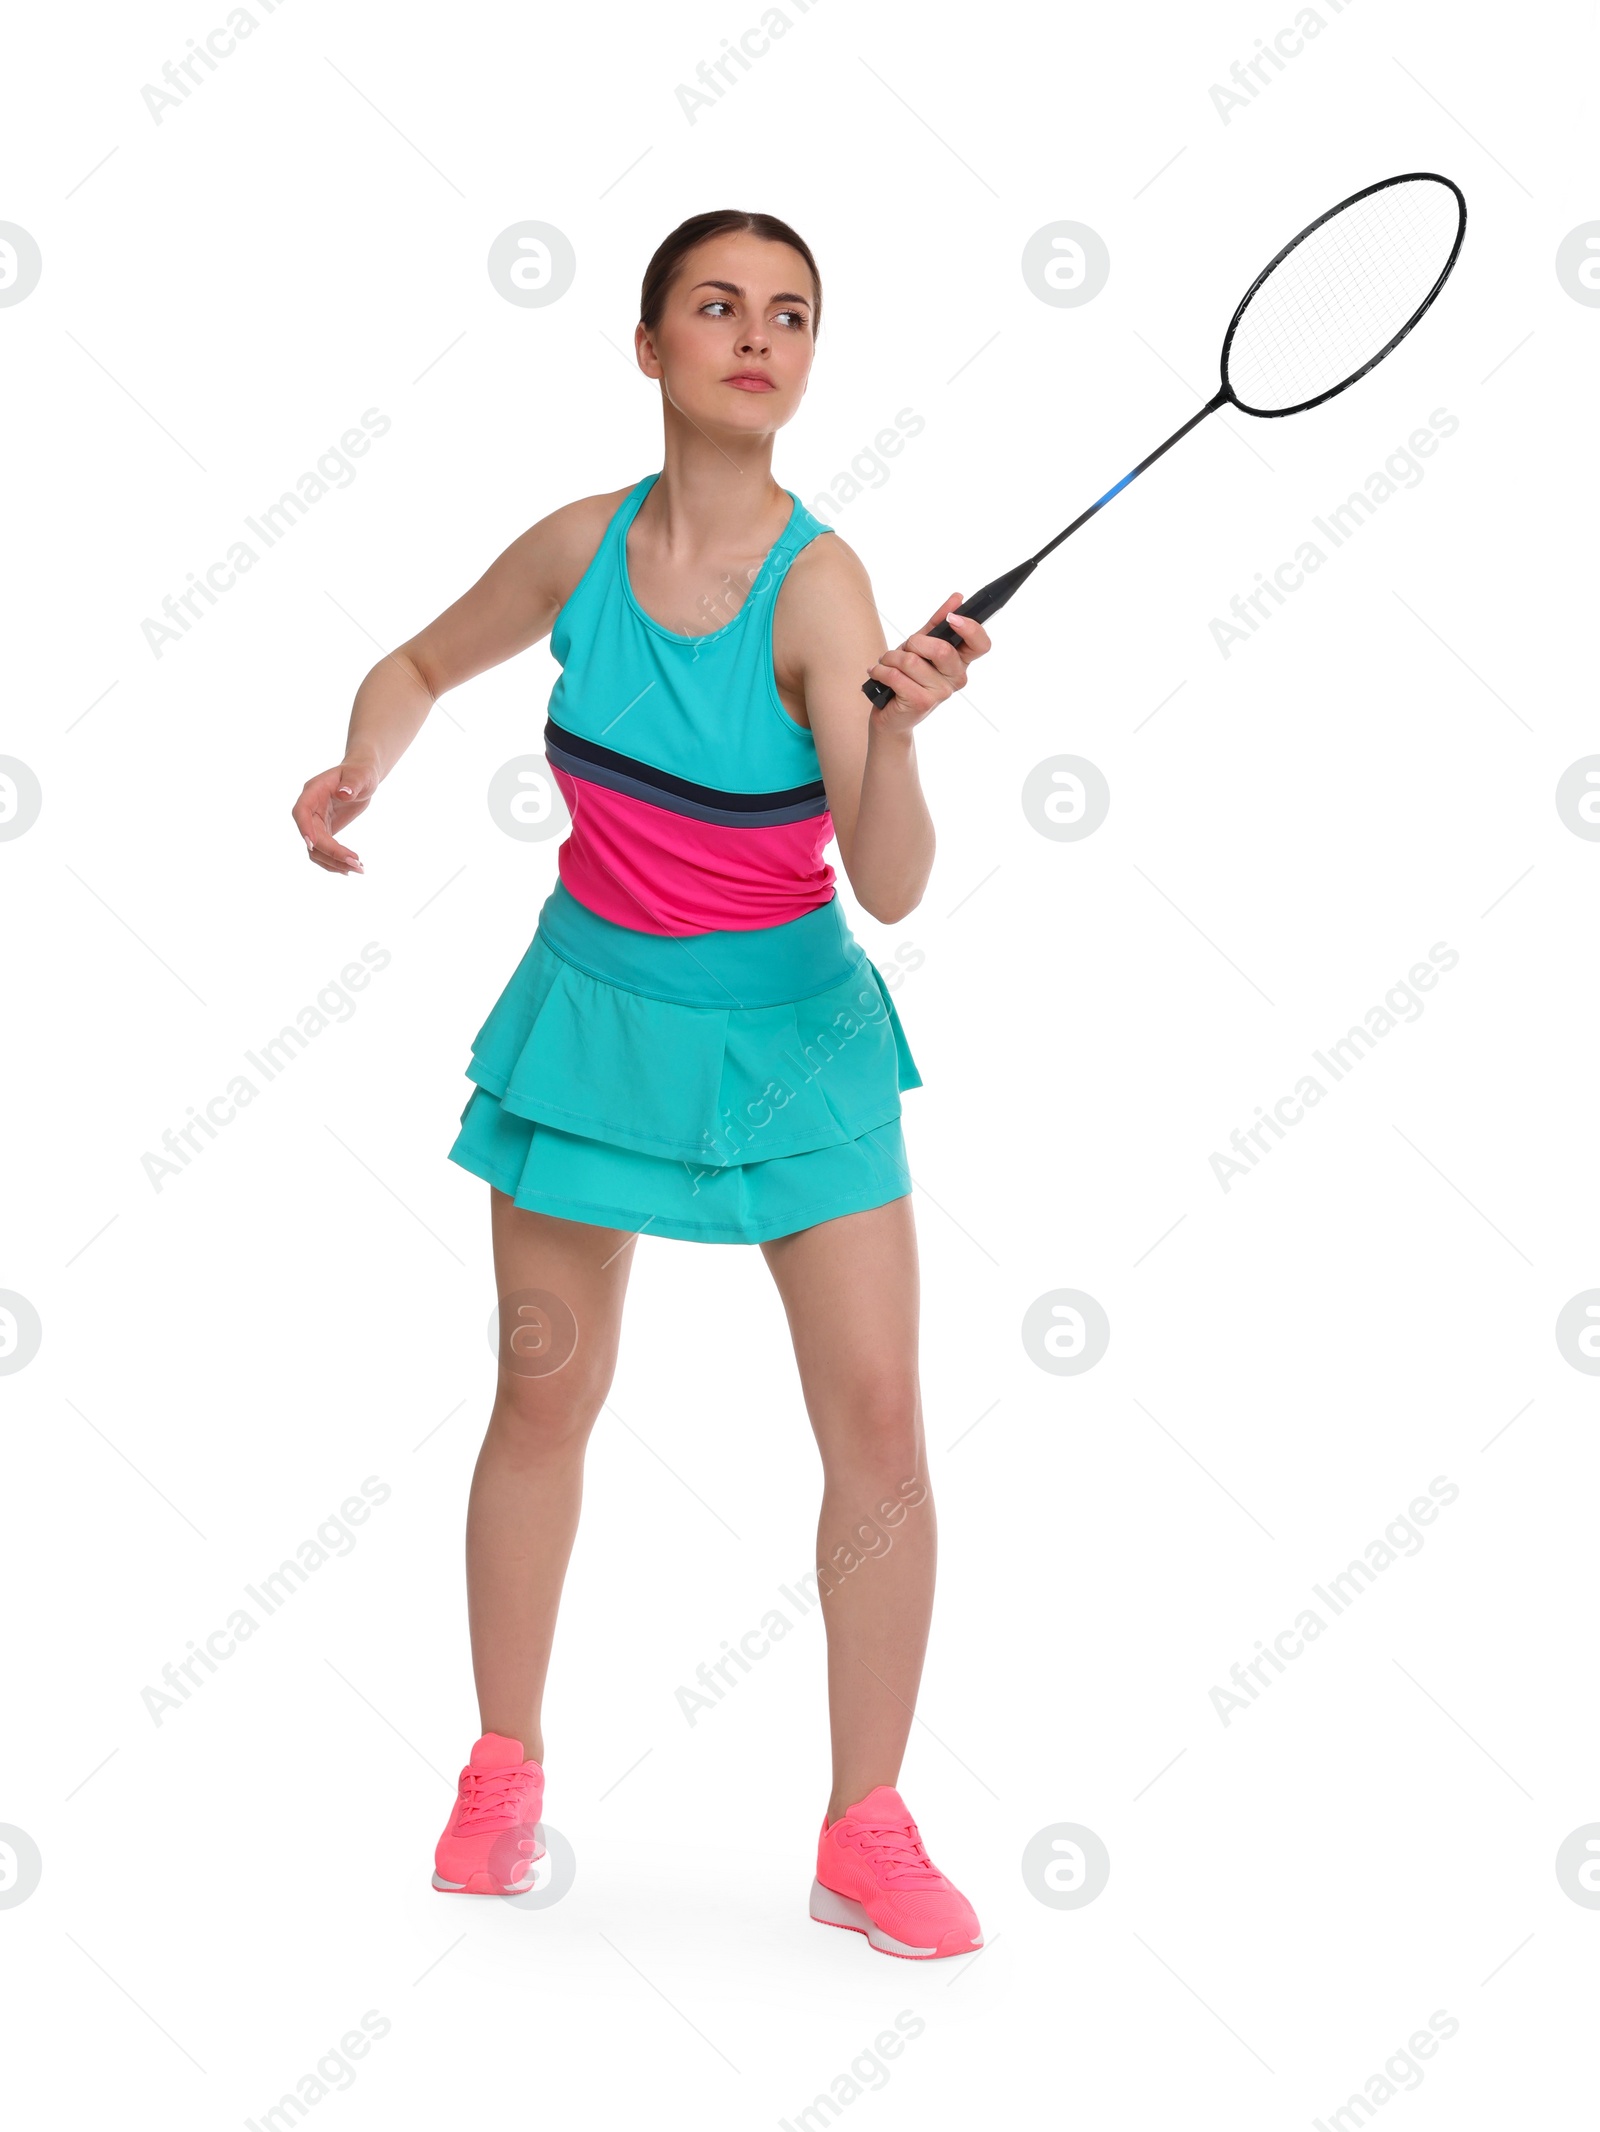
639, 210, 822, 336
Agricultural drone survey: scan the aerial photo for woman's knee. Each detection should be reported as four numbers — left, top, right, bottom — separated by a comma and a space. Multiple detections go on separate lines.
489, 1361, 611, 1454
825, 1374, 924, 1481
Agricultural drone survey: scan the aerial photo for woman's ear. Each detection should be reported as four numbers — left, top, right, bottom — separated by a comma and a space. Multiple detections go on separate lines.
634, 321, 662, 379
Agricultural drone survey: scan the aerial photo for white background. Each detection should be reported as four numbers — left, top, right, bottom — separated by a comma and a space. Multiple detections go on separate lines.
3, 0, 1597, 2124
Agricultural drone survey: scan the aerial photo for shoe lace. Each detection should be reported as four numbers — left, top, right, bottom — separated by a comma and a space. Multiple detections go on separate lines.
457, 1765, 533, 1828
849, 1815, 943, 1886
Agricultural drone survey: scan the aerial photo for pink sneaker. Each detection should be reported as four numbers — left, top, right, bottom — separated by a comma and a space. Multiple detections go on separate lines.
809, 1784, 983, 1959
432, 1733, 546, 1895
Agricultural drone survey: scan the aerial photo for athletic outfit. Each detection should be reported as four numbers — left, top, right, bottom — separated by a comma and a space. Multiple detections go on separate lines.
436, 476, 980, 1950
447, 472, 922, 1245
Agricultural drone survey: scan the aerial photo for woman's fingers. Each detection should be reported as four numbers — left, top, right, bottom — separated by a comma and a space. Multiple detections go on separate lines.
904, 629, 967, 682
941, 608, 992, 660
865, 666, 924, 713
293, 769, 366, 872
874, 637, 963, 702
916, 591, 967, 638
311, 831, 364, 865
305, 828, 363, 873
311, 809, 364, 870
918, 601, 991, 667
868, 594, 995, 711
869, 647, 944, 705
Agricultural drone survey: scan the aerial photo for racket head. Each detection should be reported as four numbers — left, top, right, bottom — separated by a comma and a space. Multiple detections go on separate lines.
1219, 172, 1466, 420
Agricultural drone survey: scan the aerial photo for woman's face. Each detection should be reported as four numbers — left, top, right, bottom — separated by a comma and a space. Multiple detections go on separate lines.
636, 232, 816, 437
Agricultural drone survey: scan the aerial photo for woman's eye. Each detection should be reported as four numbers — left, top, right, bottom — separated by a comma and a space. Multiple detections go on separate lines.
702, 300, 732, 316
776, 310, 808, 329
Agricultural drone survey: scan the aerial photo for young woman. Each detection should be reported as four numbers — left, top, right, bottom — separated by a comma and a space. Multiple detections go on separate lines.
292, 210, 991, 1960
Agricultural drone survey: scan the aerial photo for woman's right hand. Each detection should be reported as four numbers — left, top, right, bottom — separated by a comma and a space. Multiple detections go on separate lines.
292, 758, 377, 875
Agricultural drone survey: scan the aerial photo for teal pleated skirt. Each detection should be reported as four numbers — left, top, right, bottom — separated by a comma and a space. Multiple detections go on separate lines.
447, 881, 921, 1244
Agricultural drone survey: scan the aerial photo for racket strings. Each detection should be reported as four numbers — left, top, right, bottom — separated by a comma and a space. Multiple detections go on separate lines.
1226, 179, 1462, 413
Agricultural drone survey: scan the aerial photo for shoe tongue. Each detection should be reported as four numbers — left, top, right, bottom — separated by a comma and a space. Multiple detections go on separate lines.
470, 1732, 528, 1771
844, 1784, 910, 1823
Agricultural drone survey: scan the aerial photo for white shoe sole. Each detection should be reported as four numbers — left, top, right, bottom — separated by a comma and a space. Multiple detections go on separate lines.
808, 1878, 982, 1960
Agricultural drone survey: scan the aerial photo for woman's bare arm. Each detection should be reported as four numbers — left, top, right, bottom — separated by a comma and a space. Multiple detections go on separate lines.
293, 488, 628, 874
773, 534, 989, 923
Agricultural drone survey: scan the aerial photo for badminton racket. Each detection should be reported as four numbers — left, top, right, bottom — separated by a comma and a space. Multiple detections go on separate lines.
862, 170, 1467, 707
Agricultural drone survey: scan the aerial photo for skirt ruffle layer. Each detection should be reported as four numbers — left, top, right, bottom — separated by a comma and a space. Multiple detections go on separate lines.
447, 883, 921, 1245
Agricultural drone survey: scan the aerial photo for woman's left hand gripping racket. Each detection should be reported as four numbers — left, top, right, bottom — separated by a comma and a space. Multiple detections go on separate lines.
861, 171, 1467, 709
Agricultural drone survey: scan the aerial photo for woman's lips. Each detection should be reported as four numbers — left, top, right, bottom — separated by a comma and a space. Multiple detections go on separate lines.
724, 374, 775, 391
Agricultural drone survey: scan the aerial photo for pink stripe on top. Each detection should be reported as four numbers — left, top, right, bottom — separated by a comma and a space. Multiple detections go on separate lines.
552, 769, 837, 936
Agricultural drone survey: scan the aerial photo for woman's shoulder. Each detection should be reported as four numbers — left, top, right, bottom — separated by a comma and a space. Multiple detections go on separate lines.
543, 481, 640, 536
530, 482, 640, 604
776, 518, 873, 615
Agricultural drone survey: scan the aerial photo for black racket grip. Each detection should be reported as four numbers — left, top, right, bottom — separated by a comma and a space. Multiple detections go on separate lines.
860, 558, 1038, 709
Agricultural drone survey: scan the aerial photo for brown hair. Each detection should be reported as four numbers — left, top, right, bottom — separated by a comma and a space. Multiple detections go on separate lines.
639, 210, 822, 337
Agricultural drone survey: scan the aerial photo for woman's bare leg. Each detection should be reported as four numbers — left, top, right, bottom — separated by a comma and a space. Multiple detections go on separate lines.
760, 1193, 933, 1822
466, 1188, 639, 1760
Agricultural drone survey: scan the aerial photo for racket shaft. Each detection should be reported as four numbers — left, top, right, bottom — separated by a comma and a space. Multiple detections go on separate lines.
1033, 391, 1228, 563
860, 391, 1227, 706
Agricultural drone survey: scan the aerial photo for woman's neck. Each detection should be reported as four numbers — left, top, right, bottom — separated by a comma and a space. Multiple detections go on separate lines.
643, 398, 790, 557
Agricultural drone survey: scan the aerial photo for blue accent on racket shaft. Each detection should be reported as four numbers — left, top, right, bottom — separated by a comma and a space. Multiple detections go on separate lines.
1092, 468, 1138, 509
